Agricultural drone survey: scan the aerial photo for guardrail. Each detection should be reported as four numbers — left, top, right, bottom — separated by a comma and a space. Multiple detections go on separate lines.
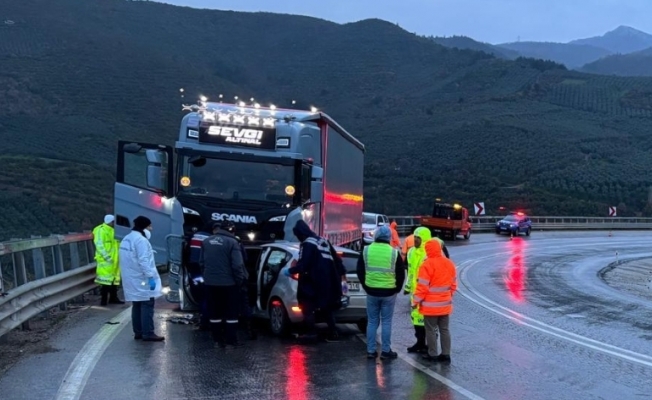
388, 216, 652, 236
0, 233, 95, 338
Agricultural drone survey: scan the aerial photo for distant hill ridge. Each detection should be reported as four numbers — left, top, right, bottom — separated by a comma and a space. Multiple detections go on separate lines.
1, 0, 652, 240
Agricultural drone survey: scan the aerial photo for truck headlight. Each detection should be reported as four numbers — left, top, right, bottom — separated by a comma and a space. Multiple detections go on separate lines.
182, 207, 200, 216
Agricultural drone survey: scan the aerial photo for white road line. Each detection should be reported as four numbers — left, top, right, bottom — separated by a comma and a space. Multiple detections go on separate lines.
55, 307, 132, 400
456, 243, 652, 368
355, 333, 485, 400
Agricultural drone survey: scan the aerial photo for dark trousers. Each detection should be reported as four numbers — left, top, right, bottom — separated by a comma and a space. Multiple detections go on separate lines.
132, 298, 156, 337
100, 285, 120, 305
301, 301, 336, 336
414, 325, 427, 346
206, 285, 240, 344
199, 285, 209, 328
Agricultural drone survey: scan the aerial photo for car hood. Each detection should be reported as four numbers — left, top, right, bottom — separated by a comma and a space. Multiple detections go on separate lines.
361, 223, 377, 230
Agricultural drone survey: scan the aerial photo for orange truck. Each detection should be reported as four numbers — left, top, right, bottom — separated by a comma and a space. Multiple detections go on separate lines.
420, 202, 472, 241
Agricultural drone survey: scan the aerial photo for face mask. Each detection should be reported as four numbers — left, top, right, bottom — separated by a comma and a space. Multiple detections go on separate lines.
144, 229, 151, 240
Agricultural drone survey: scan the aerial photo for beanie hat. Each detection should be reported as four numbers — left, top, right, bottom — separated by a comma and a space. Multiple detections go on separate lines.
374, 225, 391, 242
133, 216, 152, 232
104, 215, 115, 224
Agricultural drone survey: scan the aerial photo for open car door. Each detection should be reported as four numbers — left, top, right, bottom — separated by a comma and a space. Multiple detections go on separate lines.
114, 141, 184, 267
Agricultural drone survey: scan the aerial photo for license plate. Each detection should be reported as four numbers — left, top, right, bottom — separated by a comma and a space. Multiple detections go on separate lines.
348, 282, 360, 291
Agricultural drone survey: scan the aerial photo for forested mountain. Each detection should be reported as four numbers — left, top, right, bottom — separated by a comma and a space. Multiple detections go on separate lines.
1, 0, 652, 240
497, 41, 613, 69
570, 26, 652, 54
581, 47, 652, 77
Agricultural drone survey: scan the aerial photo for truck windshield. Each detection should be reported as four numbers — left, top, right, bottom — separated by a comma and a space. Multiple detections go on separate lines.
178, 157, 295, 205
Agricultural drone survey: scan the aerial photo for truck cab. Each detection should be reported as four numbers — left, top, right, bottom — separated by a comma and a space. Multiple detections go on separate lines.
113, 99, 364, 310
420, 202, 472, 241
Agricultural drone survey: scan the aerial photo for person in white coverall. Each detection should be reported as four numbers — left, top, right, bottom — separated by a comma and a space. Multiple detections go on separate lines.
119, 215, 164, 342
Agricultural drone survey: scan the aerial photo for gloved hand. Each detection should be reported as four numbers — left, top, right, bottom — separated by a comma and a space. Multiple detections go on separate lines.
148, 277, 156, 290
105, 256, 112, 263
192, 276, 204, 285
282, 268, 292, 277
403, 290, 410, 295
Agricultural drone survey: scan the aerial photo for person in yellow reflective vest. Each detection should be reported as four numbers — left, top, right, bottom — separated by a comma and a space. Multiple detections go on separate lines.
93, 215, 124, 305
356, 225, 405, 360
404, 227, 450, 353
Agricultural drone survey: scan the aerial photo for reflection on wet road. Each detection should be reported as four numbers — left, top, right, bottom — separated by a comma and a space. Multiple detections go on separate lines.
2, 232, 652, 400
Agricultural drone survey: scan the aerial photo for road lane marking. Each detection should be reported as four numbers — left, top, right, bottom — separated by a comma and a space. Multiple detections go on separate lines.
55, 307, 132, 400
355, 333, 485, 400
457, 245, 652, 368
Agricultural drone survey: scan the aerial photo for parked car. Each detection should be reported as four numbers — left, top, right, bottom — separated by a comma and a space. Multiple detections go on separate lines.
252, 242, 368, 336
362, 212, 389, 244
495, 212, 532, 237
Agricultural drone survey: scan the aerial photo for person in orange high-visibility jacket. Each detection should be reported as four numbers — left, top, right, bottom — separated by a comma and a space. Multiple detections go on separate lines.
389, 221, 401, 249
400, 229, 416, 262
412, 239, 457, 363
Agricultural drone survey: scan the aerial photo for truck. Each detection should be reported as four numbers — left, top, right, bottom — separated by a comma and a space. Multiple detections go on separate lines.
113, 99, 365, 310
420, 202, 472, 241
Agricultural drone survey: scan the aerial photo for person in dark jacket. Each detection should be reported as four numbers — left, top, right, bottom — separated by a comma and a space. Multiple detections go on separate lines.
356, 225, 405, 359
285, 220, 346, 342
188, 223, 212, 330
199, 222, 246, 347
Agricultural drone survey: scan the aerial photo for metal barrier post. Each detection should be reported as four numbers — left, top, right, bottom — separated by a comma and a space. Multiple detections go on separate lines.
32, 247, 46, 280
14, 252, 30, 330
53, 245, 64, 274
69, 243, 80, 270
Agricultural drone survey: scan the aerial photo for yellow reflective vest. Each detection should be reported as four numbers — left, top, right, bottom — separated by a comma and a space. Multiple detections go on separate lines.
93, 223, 120, 286
363, 243, 398, 289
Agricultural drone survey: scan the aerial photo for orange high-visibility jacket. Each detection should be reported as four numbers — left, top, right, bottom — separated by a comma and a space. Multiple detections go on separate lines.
401, 234, 414, 259
389, 221, 401, 248
413, 239, 457, 316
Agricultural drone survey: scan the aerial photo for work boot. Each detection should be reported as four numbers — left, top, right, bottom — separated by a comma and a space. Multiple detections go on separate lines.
380, 350, 398, 360
142, 334, 165, 342
407, 343, 428, 353
325, 331, 341, 343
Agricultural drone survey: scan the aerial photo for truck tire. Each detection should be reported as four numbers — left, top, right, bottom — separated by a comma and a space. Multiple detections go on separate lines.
464, 230, 471, 240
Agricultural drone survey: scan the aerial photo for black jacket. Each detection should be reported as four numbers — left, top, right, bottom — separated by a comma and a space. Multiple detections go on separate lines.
356, 239, 405, 297
199, 229, 245, 286
288, 220, 344, 309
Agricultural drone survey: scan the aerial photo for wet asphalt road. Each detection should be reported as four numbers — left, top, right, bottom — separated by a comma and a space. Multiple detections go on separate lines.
2, 231, 652, 400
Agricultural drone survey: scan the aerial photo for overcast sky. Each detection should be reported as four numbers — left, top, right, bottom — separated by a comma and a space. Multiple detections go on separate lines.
155, 0, 652, 44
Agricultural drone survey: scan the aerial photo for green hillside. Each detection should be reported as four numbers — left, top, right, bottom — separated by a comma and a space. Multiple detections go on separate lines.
1, 0, 652, 240
581, 48, 652, 77
497, 41, 613, 69
429, 36, 519, 59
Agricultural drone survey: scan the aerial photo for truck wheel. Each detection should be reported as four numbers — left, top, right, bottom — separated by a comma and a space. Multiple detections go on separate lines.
356, 319, 368, 334
464, 230, 471, 240
269, 299, 290, 337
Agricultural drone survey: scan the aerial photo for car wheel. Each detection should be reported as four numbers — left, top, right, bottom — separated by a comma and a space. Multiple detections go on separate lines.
269, 299, 290, 336
464, 230, 471, 240
495, 229, 501, 235
356, 319, 368, 334
526, 227, 531, 236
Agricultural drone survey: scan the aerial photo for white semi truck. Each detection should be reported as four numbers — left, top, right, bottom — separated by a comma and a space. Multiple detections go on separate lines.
113, 99, 365, 310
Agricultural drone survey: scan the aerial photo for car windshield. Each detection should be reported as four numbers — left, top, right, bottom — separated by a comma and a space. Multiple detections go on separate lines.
432, 205, 463, 220
503, 215, 519, 221
362, 214, 377, 224
179, 156, 295, 205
